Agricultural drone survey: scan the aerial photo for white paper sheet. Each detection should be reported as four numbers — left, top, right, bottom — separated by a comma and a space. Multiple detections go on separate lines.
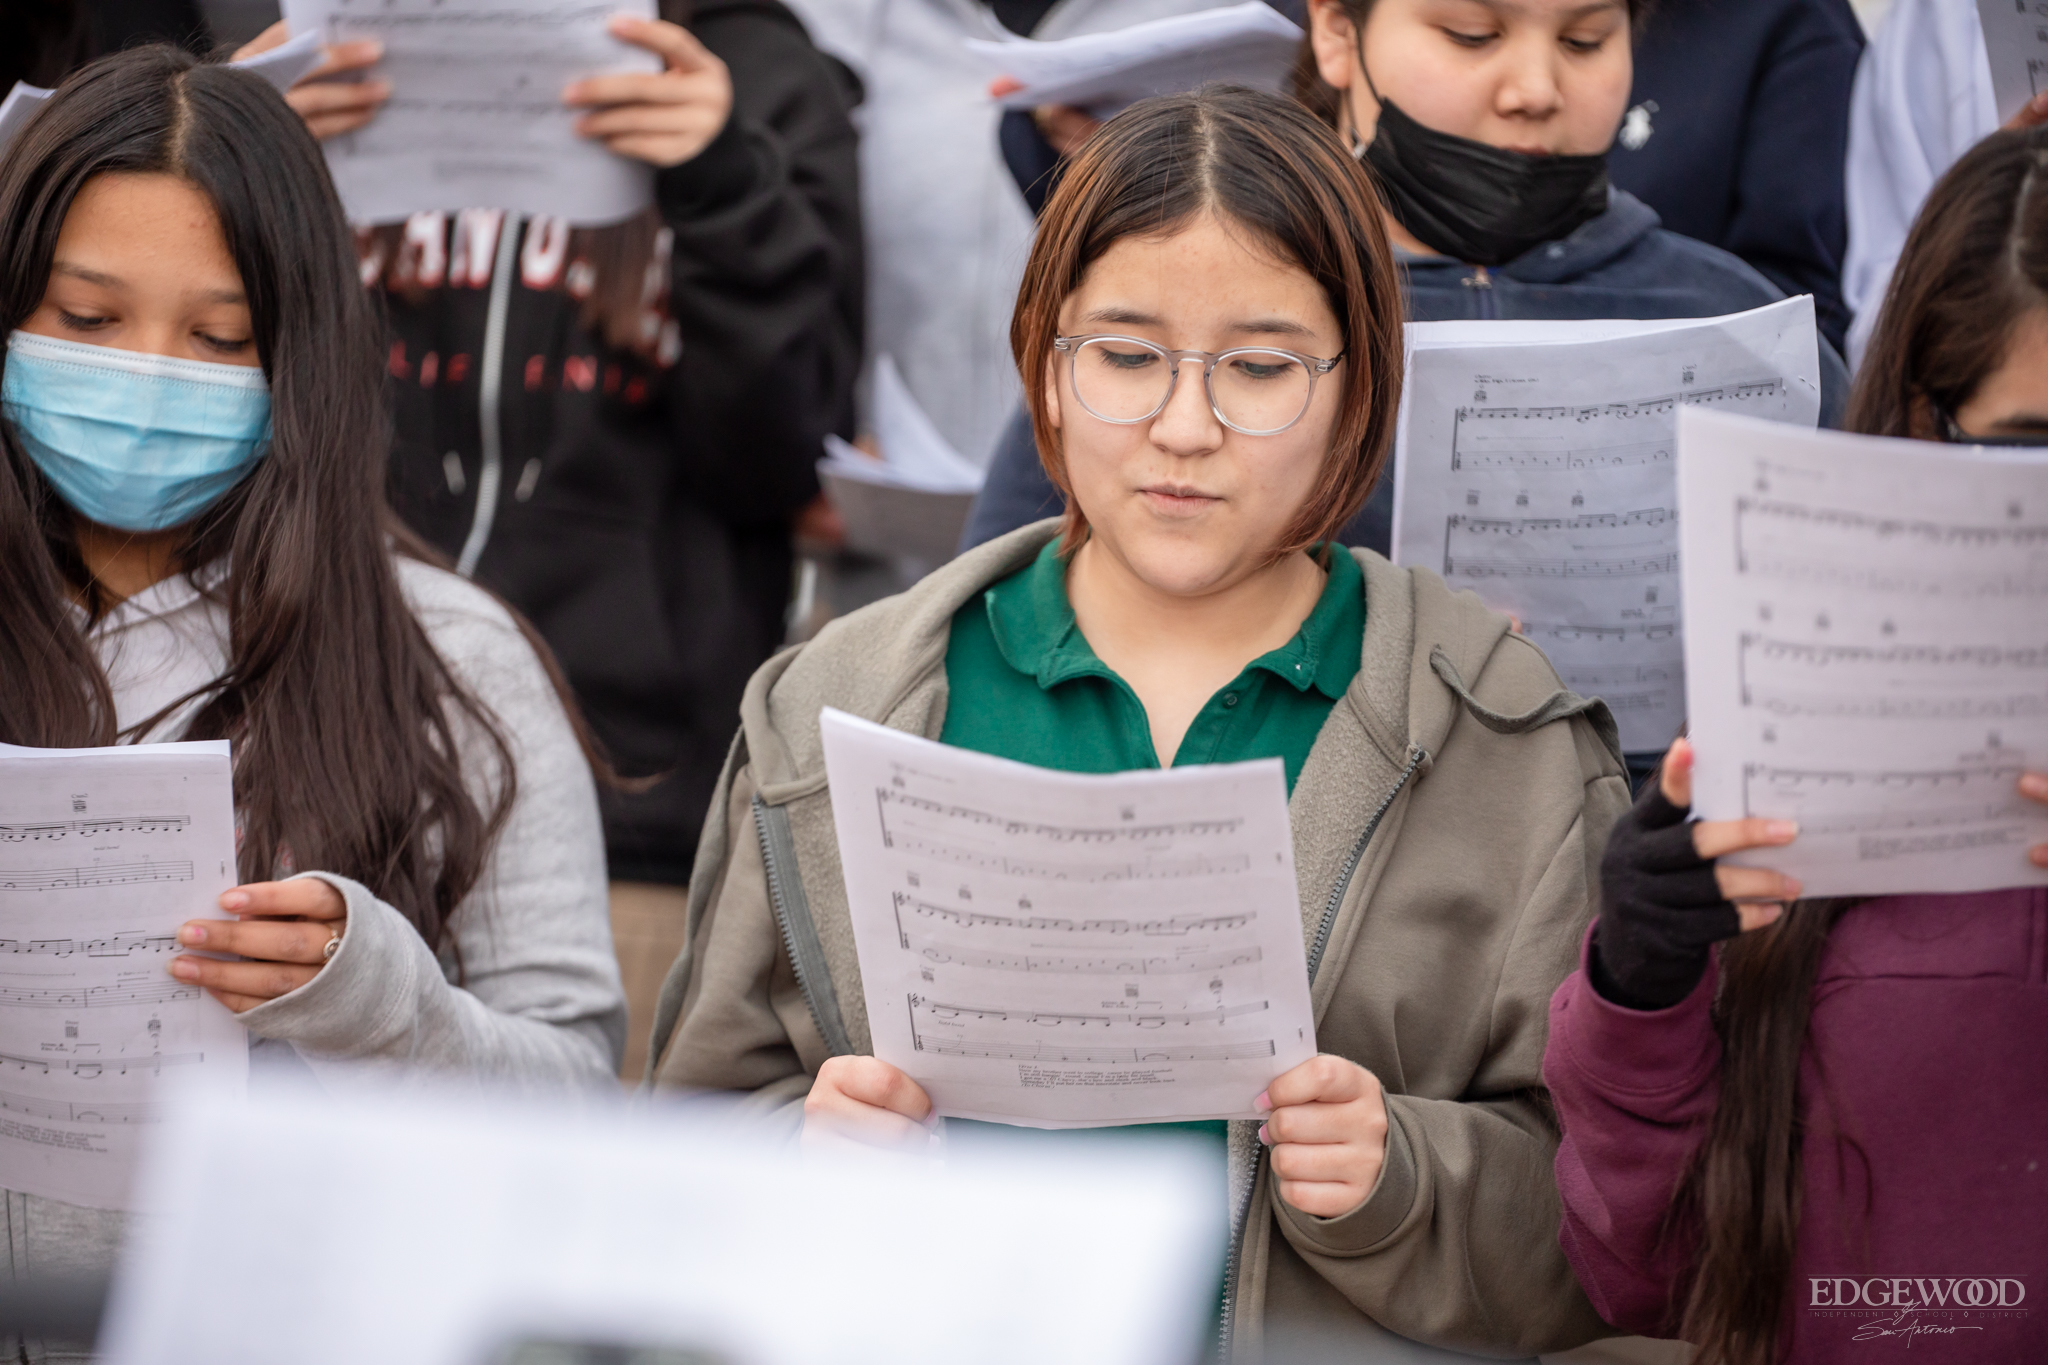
279, 0, 659, 225
1679, 407, 2048, 897
1976, 0, 2048, 123
819, 356, 987, 568
819, 709, 1316, 1128
0, 741, 247, 1209
103, 1084, 1222, 1365
965, 1, 1303, 117
1391, 298, 1823, 754
0, 82, 54, 158
232, 28, 327, 93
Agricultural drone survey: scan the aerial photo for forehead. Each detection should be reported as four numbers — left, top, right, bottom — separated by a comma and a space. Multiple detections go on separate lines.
53, 173, 241, 289
1066, 214, 1338, 337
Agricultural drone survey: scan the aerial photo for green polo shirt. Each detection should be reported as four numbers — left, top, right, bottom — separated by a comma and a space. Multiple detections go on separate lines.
940, 540, 1364, 788
935, 541, 1366, 1324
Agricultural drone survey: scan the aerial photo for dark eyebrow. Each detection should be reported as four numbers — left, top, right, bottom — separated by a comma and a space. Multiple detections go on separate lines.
1078, 306, 1318, 340
1986, 413, 2048, 431
1458, 0, 1625, 18
52, 260, 245, 306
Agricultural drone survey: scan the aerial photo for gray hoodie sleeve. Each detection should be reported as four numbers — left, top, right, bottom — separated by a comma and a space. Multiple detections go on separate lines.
235, 561, 625, 1090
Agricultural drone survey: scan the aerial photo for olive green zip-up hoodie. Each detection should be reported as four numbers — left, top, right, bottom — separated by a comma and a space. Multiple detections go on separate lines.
649, 521, 1628, 1359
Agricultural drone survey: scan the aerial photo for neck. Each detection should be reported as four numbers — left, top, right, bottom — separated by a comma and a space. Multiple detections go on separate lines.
1067, 537, 1326, 680
72, 518, 187, 608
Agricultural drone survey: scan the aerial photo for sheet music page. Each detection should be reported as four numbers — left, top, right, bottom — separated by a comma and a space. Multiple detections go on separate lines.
1679, 408, 2048, 897
965, 1, 1303, 117
0, 741, 248, 1209
279, 0, 659, 224
1391, 298, 1822, 754
1976, 0, 2048, 123
819, 710, 1316, 1129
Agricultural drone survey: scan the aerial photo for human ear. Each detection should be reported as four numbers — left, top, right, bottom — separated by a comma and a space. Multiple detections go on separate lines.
1044, 354, 1063, 431
1308, 0, 1358, 91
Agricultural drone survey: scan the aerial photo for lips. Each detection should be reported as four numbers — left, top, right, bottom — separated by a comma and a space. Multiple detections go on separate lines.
1138, 484, 1220, 515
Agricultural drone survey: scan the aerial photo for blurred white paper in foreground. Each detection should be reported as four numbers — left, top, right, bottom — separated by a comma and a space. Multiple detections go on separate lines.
1679, 407, 2048, 896
0, 740, 246, 1210
820, 709, 1316, 1128
101, 1083, 1221, 1365
279, 0, 660, 224
967, 2, 1304, 117
819, 356, 986, 568
1975, 0, 2048, 123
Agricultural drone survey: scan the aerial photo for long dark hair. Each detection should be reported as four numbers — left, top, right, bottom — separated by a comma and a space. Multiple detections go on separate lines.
0, 46, 521, 950
1664, 132, 2048, 1365
1849, 126, 2048, 437
1011, 86, 1404, 558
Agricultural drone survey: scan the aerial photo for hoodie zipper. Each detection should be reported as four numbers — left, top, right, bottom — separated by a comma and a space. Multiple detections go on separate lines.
1462, 264, 1497, 320
1215, 742, 1429, 1361
455, 212, 523, 579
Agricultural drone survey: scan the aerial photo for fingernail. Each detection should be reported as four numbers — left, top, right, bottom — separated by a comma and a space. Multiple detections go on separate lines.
1765, 820, 1799, 840
171, 959, 199, 981
2030, 845, 2048, 867
220, 890, 248, 911
178, 924, 206, 946
1257, 1124, 1270, 1145
2020, 773, 2048, 797
1253, 1090, 1271, 1112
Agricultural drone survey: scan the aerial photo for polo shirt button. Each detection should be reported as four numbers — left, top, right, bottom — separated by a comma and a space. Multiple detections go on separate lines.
1222, 692, 1240, 708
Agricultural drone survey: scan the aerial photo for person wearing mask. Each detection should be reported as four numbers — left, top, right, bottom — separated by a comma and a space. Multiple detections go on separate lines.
961, 0, 1851, 557
245, 0, 862, 1076
1606, 0, 1864, 354
1545, 127, 2048, 1364
783, 0, 1239, 470
651, 87, 1629, 1359
0, 46, 625, 1347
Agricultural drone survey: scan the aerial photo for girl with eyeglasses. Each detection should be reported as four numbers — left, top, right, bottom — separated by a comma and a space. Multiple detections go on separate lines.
1544, 128, 2048, 1365
651, 87, 1630, 1358
0, 48, 626, 1329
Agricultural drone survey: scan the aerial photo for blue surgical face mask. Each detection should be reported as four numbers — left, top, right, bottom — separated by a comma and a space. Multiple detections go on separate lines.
1, 329, 272, 532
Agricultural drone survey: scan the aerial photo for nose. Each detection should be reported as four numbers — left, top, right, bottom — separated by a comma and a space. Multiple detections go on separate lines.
1146, 355, 1224, 457
1494, 36, 1564, 123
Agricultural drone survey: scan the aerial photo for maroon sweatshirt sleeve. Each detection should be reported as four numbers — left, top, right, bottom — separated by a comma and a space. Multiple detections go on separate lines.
1542, 927, 1722, 1334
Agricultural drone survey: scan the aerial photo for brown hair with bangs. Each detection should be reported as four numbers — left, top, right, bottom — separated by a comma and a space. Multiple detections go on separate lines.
1010, 85, 1404, 558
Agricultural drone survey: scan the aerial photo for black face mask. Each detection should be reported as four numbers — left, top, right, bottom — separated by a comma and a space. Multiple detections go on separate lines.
1355, 88, 1610, 268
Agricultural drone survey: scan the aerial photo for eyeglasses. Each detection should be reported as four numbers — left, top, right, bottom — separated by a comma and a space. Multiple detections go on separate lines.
1052, 334, 1343, 436
1937, 407, 2048, 448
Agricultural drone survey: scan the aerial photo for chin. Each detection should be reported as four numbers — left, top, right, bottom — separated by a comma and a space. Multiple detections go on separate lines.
1098, 521, 1254, 598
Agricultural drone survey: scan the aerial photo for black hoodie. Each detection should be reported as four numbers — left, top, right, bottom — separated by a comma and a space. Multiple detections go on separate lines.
381, 0, 863, 883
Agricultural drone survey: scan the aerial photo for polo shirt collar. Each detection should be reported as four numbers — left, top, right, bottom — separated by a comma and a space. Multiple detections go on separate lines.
982, 541, 1362, 699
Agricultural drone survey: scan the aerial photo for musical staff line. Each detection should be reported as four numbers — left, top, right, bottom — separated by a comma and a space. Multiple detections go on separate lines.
1451, 379, 1784, 471
0, 1049, 201, 1077
911, 994, 1268, 1030
1738, 635, 2048, 719
0, 932, 178, 959
1736, 499, 2048, 596
0, 861, 194, 892
0, 1088, 159, 1126
0, 815, 187, 843
904, 934, 1261, 975
0, 980, 201, 1010
876, 788, 1242, 846
888, 834, 1250, 882
894, 894, 1253, 940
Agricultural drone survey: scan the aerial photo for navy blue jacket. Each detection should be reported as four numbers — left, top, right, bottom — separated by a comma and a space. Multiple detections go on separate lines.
1610, 0, 1864, 351
960, 190, 1851, 554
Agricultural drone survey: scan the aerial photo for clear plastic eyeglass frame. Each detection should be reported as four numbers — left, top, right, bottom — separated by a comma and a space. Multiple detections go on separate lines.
1052, 334, 1344, 436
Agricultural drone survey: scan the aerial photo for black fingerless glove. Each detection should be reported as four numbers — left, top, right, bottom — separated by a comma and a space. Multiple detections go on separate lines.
1591, 784, 1740, 1010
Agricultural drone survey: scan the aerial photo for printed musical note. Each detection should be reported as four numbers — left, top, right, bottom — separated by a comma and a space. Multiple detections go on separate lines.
911, 1037, 1277, 1065
1739, 636, 2048, 719
911, 995, 1268, 1029
0, 1049, 203, 1078
904, 934, 1262, 975
0, 861, 194, 892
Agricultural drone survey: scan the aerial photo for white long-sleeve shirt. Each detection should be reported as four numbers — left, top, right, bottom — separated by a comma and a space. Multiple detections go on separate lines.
1842, 0, 1997, 368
